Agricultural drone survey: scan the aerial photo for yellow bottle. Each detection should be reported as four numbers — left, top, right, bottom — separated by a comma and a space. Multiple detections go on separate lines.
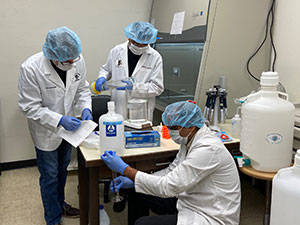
90, 80, 102, 95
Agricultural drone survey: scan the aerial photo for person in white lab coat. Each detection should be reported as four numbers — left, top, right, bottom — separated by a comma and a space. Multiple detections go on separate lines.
101, 101, 241, 225
94, 21, 164, 121
18, 26, 92, 225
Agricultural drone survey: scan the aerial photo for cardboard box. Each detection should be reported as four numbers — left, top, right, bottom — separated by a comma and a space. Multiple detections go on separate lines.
124, 130, 160, 148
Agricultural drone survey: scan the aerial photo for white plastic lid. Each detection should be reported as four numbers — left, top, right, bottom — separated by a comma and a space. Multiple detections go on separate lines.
260, 71, 279, 86
295, 149, 300, 167
234, 114, 240, 119
107, 101, 115, 109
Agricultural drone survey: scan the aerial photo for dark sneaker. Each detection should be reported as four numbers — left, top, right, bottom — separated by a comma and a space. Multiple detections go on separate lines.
62, 203, 80, 218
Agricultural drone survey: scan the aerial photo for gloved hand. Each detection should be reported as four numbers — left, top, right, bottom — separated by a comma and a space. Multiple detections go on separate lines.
81, 108, 93, 120
95, 77, 107, 92
101, 151, 129, 174
110, 176, 134, 192
116, 79, 133, 90
59, 116, 81, 131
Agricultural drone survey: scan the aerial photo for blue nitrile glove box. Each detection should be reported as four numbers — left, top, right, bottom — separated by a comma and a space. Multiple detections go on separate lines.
124, 130, 160, 148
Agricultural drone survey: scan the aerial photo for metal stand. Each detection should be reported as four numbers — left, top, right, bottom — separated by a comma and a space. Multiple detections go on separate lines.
204, 85, 228, 130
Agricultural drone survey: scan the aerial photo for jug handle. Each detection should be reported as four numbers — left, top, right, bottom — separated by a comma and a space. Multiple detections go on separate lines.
278, 92, 289, 101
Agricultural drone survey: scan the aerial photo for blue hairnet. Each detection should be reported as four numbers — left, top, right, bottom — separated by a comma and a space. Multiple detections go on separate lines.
42, 26, 82, 61
124, 22, 158, 44
162, 101, 205, 128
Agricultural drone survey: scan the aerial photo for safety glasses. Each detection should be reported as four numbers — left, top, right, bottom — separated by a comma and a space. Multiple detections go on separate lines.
61, 56, 81, 65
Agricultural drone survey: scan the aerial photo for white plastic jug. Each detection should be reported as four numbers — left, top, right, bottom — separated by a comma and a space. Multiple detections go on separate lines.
99, 205, 110, 225
270, 150, 300, 225
99, 101, 125, 154
240, 71, 294, 172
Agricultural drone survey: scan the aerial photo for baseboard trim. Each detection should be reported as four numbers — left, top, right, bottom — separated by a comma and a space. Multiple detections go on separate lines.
1, 159, 37, 171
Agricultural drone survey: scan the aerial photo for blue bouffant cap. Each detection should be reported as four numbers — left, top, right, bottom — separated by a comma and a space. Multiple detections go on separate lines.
124, 21, 158, 44
162, 101, 205, 128
42, 26, 81, 61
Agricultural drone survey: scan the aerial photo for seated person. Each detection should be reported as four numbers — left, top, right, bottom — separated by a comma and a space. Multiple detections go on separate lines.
101, 100, 241, 225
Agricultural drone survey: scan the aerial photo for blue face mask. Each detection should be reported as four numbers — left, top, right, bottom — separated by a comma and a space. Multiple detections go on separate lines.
168, 129, 188, 145
128, 43, 149, 55
56, 61, 76, 71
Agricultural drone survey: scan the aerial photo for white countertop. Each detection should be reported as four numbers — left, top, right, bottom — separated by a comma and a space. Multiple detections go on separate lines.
79, 120, 239, 163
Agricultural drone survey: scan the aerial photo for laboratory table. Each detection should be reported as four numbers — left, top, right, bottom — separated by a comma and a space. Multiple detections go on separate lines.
78, 123, 240, 225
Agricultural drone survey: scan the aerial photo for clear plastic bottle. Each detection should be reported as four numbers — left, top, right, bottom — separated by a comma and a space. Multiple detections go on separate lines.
99, 101, 124, 154
231, 113, 241, 139
99, 204, 110, 225
90, 78, 133, 95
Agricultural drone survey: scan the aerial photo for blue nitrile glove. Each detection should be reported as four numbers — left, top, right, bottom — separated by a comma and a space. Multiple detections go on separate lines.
59, 116, 81, 131
95, 77, 107, 92
110, 176, 134, 192
116, 79, 133, 90
101, 151, 129, 174
81, 108, 93, 120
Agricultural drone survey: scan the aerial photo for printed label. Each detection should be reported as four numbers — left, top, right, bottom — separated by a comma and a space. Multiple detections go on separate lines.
103, 121, 122, 137
266, 133, 283, 144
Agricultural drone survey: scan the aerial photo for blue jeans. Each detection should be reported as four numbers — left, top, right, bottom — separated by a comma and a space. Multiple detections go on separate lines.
36, 140, 72, 225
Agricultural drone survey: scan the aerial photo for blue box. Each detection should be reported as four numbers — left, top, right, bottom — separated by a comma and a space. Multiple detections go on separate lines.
124, 130, 160, 148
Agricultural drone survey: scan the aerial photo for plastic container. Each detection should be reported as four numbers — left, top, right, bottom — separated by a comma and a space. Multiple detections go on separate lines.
231, 113, 241, 139
270, 149, 300, 225
162, 125, 171, 139
99, 204, 110, 225
90, 78, 133, 95
99, 101, 125, 154
240, 71, 295, 172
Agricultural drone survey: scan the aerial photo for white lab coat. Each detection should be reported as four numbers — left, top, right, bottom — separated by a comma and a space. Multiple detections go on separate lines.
98, 41, 164, 121
135, 124, 241, 225
18, 52, 91, 151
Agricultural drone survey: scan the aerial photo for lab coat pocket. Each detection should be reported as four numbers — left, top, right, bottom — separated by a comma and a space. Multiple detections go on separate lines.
42, 86, 62, 107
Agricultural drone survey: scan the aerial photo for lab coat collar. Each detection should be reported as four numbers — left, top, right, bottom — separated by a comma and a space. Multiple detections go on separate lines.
42, 57, 65, 89
189, 124, 210, 146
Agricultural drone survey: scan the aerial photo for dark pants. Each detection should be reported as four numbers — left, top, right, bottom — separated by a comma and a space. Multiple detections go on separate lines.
36, 140, 72, 225
127, 189, 178, 225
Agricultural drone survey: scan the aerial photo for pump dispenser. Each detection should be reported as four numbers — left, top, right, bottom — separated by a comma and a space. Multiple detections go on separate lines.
270, 150, 300, 225
240, 71, 294, 172
99, 101, 125, 154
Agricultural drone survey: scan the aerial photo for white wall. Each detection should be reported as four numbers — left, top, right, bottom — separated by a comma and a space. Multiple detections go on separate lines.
195, 0, 272, 117
272, 0, 300, 103
0, 0, 152, 163
151, 0, 209, 32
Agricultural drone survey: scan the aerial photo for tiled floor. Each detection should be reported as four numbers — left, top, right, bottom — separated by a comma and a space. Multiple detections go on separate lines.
0, 167, 265, 225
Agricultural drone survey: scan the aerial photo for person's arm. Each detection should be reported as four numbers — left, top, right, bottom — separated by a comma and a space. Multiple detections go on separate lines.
123, 166, 138, 181
134, 145, 220, 198
74, 57, 92, 113
131, 54, 164, 99
73, 57, 92, 113
18, 64, 62, 131
98, 48, 114, 80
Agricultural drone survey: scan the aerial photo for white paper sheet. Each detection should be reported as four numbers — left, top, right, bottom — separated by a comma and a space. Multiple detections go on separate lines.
56, 120, 98, 148
170, 11, 185, 35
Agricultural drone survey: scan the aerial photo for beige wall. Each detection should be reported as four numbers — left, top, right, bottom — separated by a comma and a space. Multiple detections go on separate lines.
0, 0, 152, 163
151, 0, 209, 32
272, 0, 300, 103
195, 0, 272, 117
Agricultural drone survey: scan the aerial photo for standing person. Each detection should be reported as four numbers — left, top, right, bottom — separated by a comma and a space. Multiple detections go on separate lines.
101, 101, 241, 225
18, 26, 92, 225
95, 21, 164, 121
